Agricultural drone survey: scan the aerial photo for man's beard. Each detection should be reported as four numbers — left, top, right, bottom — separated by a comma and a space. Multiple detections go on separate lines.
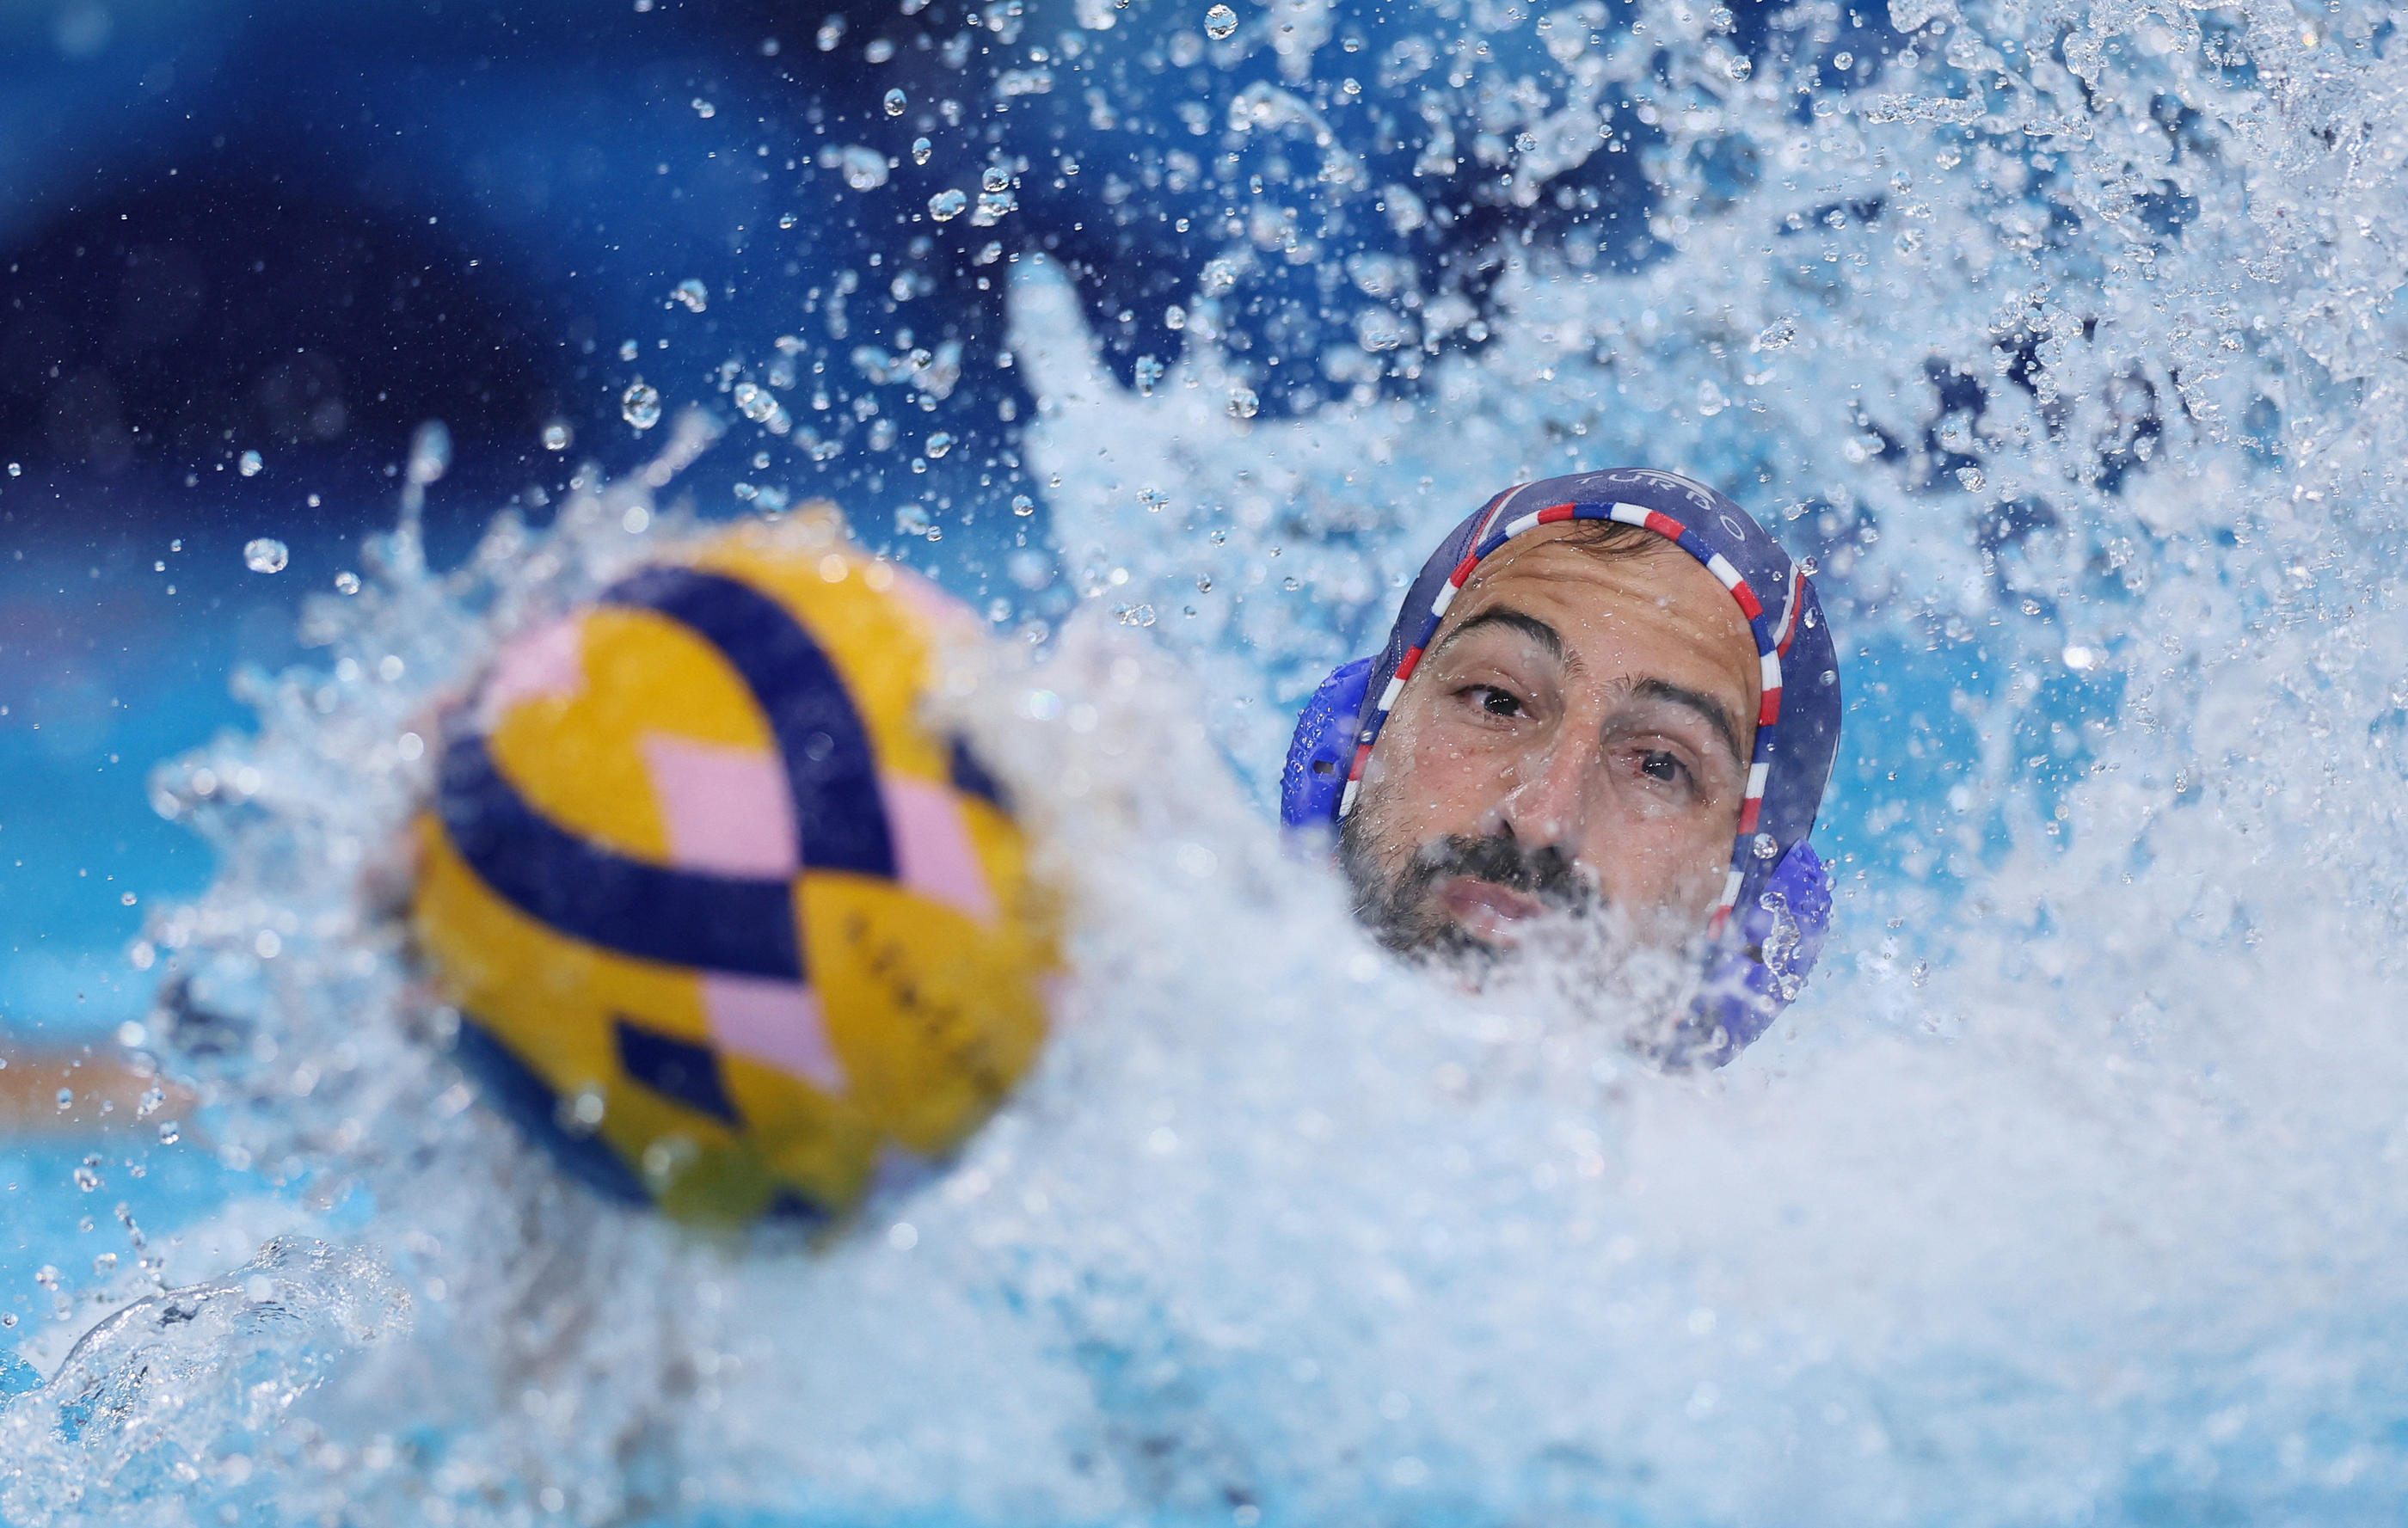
1336, 814, 1597, 966
1336, 813, 1717, 1065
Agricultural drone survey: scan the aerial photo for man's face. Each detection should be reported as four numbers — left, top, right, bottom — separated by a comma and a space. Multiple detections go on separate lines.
1340, 526, 1760, 962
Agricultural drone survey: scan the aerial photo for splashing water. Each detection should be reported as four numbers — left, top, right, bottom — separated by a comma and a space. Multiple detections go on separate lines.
12, 0, 2408, 1522
0, 1241, 408, 1524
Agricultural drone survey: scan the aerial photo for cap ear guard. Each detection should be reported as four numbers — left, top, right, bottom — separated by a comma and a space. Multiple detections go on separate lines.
1280, 657, 1373, 829
1654, 839, 1833, 1069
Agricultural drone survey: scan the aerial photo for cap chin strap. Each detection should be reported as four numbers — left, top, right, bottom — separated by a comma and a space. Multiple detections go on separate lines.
1278, 659, 1830, 1067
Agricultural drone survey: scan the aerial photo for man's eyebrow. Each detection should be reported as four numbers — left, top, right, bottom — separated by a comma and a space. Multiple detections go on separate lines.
1626, 678, 1747, 769
1429, 612, 1748, 766
1431, 605, 1563, 664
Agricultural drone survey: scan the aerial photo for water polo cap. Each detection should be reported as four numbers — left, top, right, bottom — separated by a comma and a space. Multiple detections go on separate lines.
1280, 468, 1845, 1065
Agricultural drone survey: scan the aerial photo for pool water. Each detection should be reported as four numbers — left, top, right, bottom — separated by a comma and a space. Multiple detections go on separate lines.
8, 0, 2408, 1522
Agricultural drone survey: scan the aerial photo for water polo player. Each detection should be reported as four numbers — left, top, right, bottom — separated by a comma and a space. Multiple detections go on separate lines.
1280, 469, 1844, 1065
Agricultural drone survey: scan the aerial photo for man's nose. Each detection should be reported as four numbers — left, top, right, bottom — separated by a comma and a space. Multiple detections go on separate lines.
1484, 730, 1594, 850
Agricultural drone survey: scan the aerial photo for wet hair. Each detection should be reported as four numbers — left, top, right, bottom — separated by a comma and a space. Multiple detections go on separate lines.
1552, 519, 1667, 561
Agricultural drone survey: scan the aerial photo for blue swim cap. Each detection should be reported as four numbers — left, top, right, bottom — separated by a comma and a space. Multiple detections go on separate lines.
1281, 468, 1845, 1065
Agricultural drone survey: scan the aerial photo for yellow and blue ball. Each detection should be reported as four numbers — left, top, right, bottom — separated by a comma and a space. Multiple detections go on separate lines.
411, 519, 1054, 1224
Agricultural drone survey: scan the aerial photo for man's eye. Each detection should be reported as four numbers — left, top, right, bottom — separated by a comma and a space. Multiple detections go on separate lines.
1468, 685, 1524, 718
1638, 751, 1688, 785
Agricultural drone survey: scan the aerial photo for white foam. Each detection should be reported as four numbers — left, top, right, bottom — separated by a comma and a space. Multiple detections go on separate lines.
14, 0, 2408, 1519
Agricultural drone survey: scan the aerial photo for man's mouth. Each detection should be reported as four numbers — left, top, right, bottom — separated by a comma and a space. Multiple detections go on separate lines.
1436, 875, 1549, 946
1338, 825, 1592, 960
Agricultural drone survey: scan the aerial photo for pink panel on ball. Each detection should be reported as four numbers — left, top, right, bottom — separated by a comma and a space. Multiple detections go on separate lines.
703, 974, 848, 1095
642, 734, 799, 877
476, 617, 586, 729
879, 773, 997, 924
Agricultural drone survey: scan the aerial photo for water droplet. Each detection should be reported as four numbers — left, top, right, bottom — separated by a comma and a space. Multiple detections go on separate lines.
1200, 256, 1239, 296
1196, 574, 1213, 592
912, 136, 933, 166
691, 97, 716, 118
541, 422, 574, 452
884, 87, 908, 116
1514, 131, 1539, 153
734, 383, 771, 422
408, 420, 452, 486
137, 1087, 163, 1119
1753, 832, 1779, 861
894, 504, 934, 537
672, 278, 710, 313
925, 431, 955, 458
73, 1163, 101, 1192
335, 570, 361, 595
980, 165, 1012, 193
54, 1089, 72, 1111
237, 449, 263, 477
157, 1120, 181, 1145
1134, 354, 1165, 396
619, 339, 640, 361
838, 145, 890, 191
559, 1088, 607, 1136
1754, 316, 1797, 352
1956, 465, 1987, 491
928, 188, 968, 221
243, 537, 289, 574
1204, 3, 1238, 38
1726, 54, 1753, 79
1011, 494, 1036, 516
622, 382, 663, 430
1138, 486, 1169, 512
1226, 386, 1261, 420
